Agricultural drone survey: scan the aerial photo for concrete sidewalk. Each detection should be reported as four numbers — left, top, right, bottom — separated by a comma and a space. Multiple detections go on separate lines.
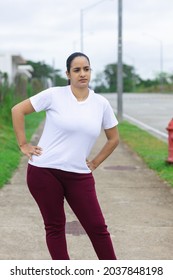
0, 123, 173, 260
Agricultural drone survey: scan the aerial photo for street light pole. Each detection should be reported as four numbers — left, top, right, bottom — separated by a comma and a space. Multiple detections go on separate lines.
143, 33, 164, 92
80, 9, 84, 52
80, 0, 110, 52
159, 40, 164, 92
117, 0, 123, 121
152, 37, 164, 92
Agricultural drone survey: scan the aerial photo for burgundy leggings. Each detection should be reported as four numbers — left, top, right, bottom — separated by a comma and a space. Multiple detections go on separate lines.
27, 164, 116, 260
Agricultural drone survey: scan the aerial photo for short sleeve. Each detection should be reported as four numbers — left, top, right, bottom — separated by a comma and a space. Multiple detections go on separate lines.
102, 100, 118, 129
29, 88, 53, 112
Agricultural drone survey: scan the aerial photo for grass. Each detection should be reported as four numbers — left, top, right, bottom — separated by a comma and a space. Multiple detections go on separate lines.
0, 112, 45, 188
118, 121, 173, 187
1, 100, 172, 189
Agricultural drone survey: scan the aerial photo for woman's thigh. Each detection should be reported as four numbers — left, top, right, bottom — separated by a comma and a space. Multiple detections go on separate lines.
64, 172, 105, 230
27, 164, 65, 224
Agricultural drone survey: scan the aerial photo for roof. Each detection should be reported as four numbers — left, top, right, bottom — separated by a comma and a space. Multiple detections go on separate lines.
12, 55, 26, 64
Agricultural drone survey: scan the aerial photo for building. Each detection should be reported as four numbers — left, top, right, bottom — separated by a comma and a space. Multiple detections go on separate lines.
0, 53, 26, 84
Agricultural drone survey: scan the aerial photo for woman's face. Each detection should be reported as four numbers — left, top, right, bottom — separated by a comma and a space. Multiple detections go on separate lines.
66, 56, 91, 89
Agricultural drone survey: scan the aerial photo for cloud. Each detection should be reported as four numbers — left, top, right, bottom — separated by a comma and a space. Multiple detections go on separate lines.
0, 0, 173, 79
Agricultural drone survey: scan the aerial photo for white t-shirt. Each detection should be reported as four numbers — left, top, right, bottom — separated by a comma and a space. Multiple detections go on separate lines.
29, 85, 118, 173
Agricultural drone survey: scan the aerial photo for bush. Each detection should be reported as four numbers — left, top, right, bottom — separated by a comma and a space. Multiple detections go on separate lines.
0, 83, 45, 188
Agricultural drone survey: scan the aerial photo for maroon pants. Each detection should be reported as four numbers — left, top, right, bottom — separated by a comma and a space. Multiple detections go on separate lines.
27, 164, 116, 260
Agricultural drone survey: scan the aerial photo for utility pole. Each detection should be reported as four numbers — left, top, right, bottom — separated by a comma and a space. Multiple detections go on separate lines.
80, 9, 84, 52
80, 0, 109, 53
117, 0, 123, 121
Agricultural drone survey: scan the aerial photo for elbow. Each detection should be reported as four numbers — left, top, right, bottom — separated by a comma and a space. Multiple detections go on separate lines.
11, 104, 19, 117
11, 104, 24, 121
113, 130, 120, 148
106, 128, 120, 150
11, 103, 19, 112
116, 137, 120, 147
109, 136, 119, 151
113, 137, 119, 149
11, 105, 16, 115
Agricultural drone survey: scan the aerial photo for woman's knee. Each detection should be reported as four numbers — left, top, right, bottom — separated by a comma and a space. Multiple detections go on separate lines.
85, 218, 109, 236
45, 221, 66, 238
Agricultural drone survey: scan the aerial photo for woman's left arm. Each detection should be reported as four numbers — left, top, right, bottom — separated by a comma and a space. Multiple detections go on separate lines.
87, 126, 119, 172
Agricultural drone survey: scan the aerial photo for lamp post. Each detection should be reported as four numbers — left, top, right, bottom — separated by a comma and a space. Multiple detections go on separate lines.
80, 0, 111, 52
117, 0, 123, 121
158, 39, 164, 92
80, 0, 123, 121
143, 33, 164, 92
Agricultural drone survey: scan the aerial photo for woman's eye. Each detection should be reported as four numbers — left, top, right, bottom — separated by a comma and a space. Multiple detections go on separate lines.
73, 67, 90, 73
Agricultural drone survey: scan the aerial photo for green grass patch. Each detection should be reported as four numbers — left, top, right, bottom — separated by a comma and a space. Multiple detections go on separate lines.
118, 121, 173, 187
0, 112, 45, 188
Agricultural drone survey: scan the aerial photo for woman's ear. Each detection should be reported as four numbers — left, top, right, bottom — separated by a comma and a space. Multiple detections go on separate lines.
66, 71, 71, 85
66, 71, 70, 79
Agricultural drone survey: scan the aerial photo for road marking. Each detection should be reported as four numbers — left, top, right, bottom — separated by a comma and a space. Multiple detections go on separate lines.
123, 113, 168, 140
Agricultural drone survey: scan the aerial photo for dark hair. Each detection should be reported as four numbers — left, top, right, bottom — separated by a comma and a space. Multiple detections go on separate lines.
66, 52, 90, 73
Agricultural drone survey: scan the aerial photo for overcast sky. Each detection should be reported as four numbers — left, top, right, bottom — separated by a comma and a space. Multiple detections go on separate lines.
1, 0, 173, 81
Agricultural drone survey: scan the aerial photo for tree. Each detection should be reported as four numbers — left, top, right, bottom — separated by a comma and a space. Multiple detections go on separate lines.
27, 60, 67, 87
93, 63, 140, 93
92, 72, 108, 93
123, 64, 140, 92
104, 64, 117, 92
27, 60, 53, 79
53, 69, 67, 86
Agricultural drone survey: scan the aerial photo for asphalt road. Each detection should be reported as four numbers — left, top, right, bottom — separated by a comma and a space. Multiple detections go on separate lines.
103, 93, 173, 142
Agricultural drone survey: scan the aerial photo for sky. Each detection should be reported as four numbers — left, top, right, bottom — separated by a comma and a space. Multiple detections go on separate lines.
0, 0, 173, 82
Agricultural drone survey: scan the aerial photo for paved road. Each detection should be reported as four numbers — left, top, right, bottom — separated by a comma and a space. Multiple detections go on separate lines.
1, 125, 173, 260
103, 93, 173, 141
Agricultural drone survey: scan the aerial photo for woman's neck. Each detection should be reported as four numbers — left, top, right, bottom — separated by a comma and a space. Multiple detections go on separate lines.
70, 86, 89, 101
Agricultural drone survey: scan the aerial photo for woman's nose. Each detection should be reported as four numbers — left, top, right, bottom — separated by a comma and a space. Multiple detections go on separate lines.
80, 69, 85, 76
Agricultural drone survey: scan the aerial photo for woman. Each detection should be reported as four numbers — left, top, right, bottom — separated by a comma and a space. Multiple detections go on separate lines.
11, 52, 119, 260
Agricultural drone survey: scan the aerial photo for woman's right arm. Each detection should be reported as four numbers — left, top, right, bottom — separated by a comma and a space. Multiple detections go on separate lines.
11, 99, 42, 160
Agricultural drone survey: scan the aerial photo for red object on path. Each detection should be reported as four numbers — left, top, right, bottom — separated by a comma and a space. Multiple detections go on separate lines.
166, 118, 173, 164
